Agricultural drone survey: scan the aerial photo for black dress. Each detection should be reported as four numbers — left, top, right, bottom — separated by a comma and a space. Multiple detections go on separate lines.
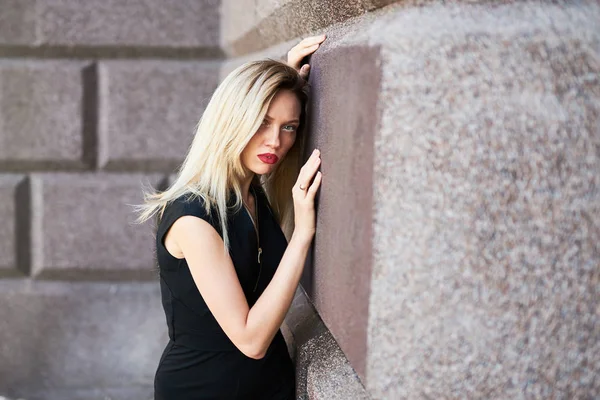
154, 185, 295, 400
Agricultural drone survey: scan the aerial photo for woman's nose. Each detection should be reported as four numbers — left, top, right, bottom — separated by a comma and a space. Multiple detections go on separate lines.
265, 125, 281, 149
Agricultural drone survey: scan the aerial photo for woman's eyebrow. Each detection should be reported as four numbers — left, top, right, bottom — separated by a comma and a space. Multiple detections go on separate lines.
265, 115, 300, 124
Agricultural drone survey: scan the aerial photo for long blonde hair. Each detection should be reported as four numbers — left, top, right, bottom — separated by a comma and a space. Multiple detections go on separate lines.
134, 59, 309, 252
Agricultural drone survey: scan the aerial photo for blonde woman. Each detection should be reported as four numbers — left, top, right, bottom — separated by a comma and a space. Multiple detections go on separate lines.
136, 35, 326, 399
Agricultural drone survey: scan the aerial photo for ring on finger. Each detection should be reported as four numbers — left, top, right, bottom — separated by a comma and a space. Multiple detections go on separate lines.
299, 184, 307, 190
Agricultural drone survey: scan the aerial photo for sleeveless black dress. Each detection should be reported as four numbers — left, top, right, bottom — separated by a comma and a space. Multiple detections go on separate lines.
154, 185, 295, 400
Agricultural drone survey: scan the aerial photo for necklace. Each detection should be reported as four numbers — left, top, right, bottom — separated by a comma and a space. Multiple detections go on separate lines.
243, 186, 263, 292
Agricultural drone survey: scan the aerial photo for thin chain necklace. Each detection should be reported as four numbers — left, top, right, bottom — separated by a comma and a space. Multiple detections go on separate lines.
243, 186, 263, 292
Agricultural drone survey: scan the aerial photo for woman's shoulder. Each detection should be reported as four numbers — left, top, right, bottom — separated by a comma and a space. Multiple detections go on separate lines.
162, 193, 217, 226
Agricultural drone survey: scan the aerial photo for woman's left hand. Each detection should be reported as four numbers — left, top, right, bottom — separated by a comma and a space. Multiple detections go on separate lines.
287, 35, 326, 79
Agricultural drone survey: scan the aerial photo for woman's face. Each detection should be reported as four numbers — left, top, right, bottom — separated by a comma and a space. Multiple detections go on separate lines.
241, 89, 301, 176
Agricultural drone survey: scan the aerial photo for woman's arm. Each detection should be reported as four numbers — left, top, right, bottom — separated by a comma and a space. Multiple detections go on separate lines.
171, 150, 322, 359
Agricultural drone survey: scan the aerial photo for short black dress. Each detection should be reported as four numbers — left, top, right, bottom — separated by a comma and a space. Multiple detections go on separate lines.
154, 184, 295, 400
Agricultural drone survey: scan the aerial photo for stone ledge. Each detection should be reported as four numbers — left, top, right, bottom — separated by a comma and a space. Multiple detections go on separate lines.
284, 287, 370, 400
0, 45, 225, 60
220, 0, 399, 57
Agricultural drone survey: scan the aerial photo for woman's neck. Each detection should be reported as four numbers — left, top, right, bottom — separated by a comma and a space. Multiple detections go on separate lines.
241, 173, 256, 204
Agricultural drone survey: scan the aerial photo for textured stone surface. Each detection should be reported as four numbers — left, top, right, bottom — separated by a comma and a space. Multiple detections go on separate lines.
0, 0, 36, 45
303, 332, 371, 400
220, 0, 293, 54
31, 173, 163, 279
300, 45, 381, 382
10, 388, 152, 400
219, 39, 294, 80
0, 0, 220, 48
0, 176, 24, 276
220, 0, 399, 56
98, 61, 220, 171
244, 0, 600, 397
285, 288, 326, 352
360, 1, 600, 398
285, 288, 369, 400
0, 61, 88, 170
0, 280, 165, 399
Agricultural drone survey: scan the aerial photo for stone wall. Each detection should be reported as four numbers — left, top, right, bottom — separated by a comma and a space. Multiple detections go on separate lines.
0, 1, 221, 399
1, 1, 599, 399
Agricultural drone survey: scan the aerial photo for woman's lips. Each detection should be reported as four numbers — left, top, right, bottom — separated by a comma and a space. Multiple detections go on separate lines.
257, 153, 279, 165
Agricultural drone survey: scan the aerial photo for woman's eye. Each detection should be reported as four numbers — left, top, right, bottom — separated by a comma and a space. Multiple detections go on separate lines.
283, 125, 297, 132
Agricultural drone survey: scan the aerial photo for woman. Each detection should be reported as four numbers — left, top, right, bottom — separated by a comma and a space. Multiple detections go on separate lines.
135, 35, 326, 399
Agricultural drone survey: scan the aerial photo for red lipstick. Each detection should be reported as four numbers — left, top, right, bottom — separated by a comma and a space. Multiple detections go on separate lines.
257, 153, 279, 164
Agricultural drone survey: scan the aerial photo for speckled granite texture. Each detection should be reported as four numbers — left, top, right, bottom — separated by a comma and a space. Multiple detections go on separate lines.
285, 288, 370, 400
361, 1, 600, 398
269, 0, 599, 398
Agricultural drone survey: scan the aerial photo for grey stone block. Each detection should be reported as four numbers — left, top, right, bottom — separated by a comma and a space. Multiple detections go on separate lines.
98, 61, 220, 171
0, 61, 88, 170
0, 279, 166, 399
0, 0, 220, 48
0, 0, 36, 45
31, 173, 164, 279
359, 2, 600, 398
0, 175, 24, 276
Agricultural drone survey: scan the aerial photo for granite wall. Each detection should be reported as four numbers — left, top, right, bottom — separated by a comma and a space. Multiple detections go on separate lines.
1, 1, 598, 399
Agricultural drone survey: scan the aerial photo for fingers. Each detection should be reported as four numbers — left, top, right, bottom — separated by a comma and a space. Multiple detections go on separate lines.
287, 44, 319, 68
287, 34, 326, 70
294, 35, 325, 58
300, 35, 326, 47
299, 64, 310, 79
296, 149, 321, 194
295, 43, 320, 59
307, 171, 322, 196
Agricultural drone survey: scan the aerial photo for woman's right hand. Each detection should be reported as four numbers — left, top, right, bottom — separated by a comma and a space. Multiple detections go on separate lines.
287, 35, 326, 79
292, 149, 322, 240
